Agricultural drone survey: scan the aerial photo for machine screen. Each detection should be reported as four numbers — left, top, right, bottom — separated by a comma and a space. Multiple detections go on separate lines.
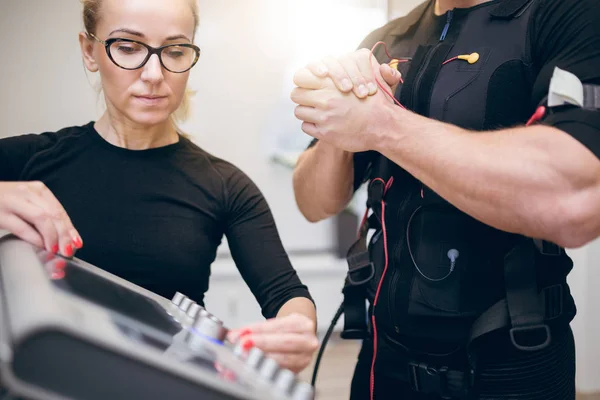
47, 257, 180, 335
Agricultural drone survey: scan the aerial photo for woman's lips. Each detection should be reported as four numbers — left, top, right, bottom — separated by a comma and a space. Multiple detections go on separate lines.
134, 95, 167, 106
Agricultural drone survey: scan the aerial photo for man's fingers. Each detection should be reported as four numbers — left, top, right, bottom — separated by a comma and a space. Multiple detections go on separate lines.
293, 68, 327, 90
322, 56, 353, 93
301, 122, 321, 140
352, 48, 379, 96
305, 60, 329, 78
290, 87, 327, 109
294, 106, 322, 125
338, 54, 370, 99
379, 64, 402, 89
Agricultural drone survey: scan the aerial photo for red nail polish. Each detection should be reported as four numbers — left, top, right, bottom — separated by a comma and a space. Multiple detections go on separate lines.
73, 237, 83, 249
51, 270, 65, 280
64, 244, 73, 257
242, 339, 254, 351
51, 244, 59, 254
239, 329, 252, 337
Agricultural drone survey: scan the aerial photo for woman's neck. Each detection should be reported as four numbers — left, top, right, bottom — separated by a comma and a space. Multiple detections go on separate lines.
94, 112, 179, 150
435, 0, 493, 15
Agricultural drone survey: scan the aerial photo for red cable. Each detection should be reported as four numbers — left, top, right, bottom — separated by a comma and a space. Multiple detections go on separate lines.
526, 106, 546, 126
442, 56, 458, 65
367, 176, 393, 400
358, 208, 370, 240
369, 41, 407, 110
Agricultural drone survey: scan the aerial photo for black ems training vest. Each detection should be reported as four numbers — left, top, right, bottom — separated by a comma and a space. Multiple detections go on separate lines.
342, 0, 577, 351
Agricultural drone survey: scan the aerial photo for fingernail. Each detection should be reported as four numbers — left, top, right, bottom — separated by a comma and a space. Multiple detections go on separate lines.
358, 85, 369, 97
368, 82, 377, 95
51, 244, 59, 254
51, 270, 65, 281
342, 79, 352, 91
317, 66, 328, 76
239, 329, 252, 337
242, 339, 254, 351
73, 236, 83, 249
64, 244, 73, 258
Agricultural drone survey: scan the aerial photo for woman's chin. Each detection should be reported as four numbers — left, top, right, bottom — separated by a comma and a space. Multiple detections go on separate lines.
127, 110, 173, 127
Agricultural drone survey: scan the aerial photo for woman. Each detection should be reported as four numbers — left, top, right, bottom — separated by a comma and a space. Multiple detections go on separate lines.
0, 0, 318, 374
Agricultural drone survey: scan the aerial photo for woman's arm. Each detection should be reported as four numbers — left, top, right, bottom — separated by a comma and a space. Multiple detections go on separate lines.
221, 166, 318, 372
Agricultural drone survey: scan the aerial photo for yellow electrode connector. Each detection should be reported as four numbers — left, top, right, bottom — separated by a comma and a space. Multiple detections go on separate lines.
457, 52, 480, 64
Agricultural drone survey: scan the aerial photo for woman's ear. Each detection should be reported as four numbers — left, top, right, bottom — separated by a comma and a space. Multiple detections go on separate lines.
79, 32, 99, 73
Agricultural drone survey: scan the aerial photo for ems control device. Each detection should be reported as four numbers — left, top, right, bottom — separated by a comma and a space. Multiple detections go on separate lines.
0, 233, 314, 400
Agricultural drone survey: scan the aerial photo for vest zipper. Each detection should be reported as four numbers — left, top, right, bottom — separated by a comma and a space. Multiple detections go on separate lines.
410, 10, 453, 197
439, 9, 454, 41
411, 47, 438, 112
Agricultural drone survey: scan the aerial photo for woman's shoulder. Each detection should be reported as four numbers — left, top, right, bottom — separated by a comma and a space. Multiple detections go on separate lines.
0, 122, 94, 180
1, 122, 94, 151
178, 139, 263, 204
179, 138, 253, 182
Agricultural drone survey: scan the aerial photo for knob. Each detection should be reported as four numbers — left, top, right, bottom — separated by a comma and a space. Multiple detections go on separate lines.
179, 298, 193, 312
292, 382, 314, 400
193, 314, 227, 342
245, 347, 264, 369
233, 341, 247, 359
259, 357, 279, 381
171, 292, 185, 306
196, 308, 210, 320
274, 369, 296, 394
186, 303, 203, 319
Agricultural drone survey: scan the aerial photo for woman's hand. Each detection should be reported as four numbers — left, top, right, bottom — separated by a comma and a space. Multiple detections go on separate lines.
0, 181, 83, 256
228, 313, 319, 374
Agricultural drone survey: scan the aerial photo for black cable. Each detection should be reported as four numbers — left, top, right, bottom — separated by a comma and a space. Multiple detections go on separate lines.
311, 302, 344, 387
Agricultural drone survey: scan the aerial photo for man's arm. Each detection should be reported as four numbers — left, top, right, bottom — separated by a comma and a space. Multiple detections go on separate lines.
372, 109, 600, 249
293, 0, 600, 248
292, 141, 354, 222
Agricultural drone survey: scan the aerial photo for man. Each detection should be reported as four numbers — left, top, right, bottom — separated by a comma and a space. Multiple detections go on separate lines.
291, 0, 600, 398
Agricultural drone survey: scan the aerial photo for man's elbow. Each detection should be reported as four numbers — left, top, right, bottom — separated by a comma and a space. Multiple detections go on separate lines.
546, 194, 600, 249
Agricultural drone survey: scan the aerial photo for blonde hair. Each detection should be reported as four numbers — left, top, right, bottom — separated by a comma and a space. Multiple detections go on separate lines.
81, 0, 199, 135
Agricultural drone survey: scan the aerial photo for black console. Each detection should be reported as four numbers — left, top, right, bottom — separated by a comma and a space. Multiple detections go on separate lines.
0, 234, 314, 400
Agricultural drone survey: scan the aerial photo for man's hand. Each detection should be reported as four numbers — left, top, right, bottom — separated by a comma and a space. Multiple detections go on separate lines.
304, 48, 402, 99
291, 50, 403, 153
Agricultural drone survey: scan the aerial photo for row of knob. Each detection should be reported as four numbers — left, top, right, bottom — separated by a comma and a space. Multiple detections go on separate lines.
170, 292, 228, 343
171, 292, 314, 400
233, 341, 314, 400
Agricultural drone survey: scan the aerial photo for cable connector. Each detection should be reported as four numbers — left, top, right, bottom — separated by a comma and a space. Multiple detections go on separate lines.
447, 249, 459, 272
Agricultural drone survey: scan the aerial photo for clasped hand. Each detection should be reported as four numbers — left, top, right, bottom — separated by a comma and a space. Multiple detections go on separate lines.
290, 48, 402, 153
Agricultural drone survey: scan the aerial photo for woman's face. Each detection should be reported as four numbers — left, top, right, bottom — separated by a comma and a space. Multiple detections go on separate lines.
82, 0, 197, 127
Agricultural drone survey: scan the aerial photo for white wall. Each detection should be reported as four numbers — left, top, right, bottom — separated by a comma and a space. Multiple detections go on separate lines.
1, 0, 598, 393
0, 0, 386, 333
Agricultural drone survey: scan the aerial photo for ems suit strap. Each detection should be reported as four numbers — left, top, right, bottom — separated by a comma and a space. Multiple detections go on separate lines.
341, 230, 373, 340
468, 239, 565, 353
583, 84, 600, 110
341, 179, 386, 340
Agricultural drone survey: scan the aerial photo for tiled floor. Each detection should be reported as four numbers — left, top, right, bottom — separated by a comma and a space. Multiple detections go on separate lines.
297, 334, 599, 400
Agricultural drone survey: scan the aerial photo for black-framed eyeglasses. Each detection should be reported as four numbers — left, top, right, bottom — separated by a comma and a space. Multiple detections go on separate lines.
87, 33, 200, 73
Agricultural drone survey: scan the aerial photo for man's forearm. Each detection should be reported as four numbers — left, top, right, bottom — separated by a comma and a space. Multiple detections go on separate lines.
293, 141, 354, 222
374, 108, 600, 248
